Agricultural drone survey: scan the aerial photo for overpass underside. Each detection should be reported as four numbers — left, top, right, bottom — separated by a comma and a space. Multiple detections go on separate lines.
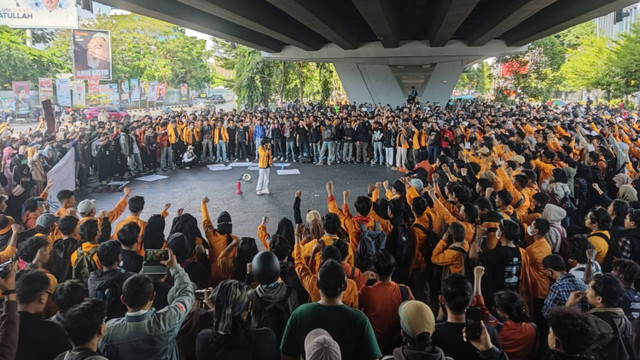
99, 0, 638, 106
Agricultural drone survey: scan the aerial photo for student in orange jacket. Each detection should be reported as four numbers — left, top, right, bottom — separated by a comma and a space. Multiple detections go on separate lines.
431, 222, 470, 274
294, 236, 359, 308
202, 197, 240, 288
525, 218, 552, 325
112, 196, 170, 255
326, 181, 391, 252
256, 139, 273, 195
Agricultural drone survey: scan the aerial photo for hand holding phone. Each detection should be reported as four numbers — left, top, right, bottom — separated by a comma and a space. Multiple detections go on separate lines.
464, 307, 483, 341
145, 249, 169, 262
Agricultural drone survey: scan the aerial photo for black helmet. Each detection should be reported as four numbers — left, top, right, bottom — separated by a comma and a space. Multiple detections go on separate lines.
251, 251, 280, 285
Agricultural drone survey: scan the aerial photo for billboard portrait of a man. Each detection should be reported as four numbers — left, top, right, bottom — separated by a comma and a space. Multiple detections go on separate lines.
73, 29, 112, 80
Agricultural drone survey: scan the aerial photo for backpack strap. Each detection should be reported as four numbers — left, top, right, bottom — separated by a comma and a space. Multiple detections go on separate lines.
350, 265, 356, 280
412, 223, 429, 236
513, 195, 524, 209
591, 232, 611, 242
399, 284, 409, 302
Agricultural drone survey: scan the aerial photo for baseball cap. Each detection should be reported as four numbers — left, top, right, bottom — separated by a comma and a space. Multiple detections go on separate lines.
304, 328, 341, 360
512, 155, 525, 165
478, 147, 490, 155
398, 300, 435, 339
77, 199, 97, 216
36, 213, 59, 229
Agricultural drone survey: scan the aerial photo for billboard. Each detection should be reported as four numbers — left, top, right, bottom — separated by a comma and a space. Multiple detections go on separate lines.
73, 29, 112, 81
108, 83, 118, 104
38, 78, 54, 102
56, 78, 71, 107
88, 78, 100, 95
12, 81, 30, 114
120, 80, 129, 101
71, 81, 85, 107
0, 0, 78, 29
140, 80, 147, 100
180, 83, 188, 100
130, 79, 140, 101
147, 81, 158, 102
157, 83, 166, 102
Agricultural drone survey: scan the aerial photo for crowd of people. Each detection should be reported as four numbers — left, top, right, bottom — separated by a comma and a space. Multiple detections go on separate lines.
1, 98, 640, 360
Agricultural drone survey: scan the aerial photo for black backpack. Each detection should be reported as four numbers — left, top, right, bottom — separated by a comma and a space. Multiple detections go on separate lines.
413, 220, 440, 266
51, 238, 81, 283
386, 223, 414, 268
592, 311, 636, 360
93, 270, 132, 320
256, 286, 292, 342
72, 246, 99, 283
355, 221, 387, 271
440, 245, 474, 281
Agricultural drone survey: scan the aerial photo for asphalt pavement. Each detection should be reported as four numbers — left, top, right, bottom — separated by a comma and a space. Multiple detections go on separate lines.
83, 161, 401, 245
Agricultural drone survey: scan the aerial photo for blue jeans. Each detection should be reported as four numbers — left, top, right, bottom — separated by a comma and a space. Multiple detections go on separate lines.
160, 146, 174, 170
286, 140, 296, 161
427, 145, 439, 163
299, 141, 309, 158
319, 141, 335, 163
254, 137, 262, 159
216, 141, 227, 162
312, 143, 321, 162
372, 141, 383, 164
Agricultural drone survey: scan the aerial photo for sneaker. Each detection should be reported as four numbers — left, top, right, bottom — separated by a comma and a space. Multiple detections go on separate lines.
185, 166, 190, 170
328, 162, 332, 166
246, 158, 250, 162
293, 159, 297, 163
263, 188, 271, 195
316, 162, 323, 166
256, 191, 262, 195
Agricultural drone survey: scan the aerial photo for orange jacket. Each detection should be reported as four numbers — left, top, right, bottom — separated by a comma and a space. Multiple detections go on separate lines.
431, 240, 470, 273
203, 202, 239, 287
526, 238, 552, 299
294, 242, 359, 308
258, 145, 273, 169
213, 127, 228, 144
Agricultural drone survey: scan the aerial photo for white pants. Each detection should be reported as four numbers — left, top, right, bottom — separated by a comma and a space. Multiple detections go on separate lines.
396, 147, 407, 168
256, 168, 270, 191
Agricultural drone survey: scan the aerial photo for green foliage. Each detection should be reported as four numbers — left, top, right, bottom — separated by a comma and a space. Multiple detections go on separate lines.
556, 21, 596, 50
0, 26, 71, 89
607, 22, 640, 98
456, 62, 493, 95
560, 36, 611, 92
500, 36, 566, 101
215, 42, 342, 107
82, 14, 213, 89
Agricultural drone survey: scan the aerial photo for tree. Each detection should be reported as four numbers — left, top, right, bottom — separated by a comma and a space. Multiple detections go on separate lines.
456, 62, 493, 95
607, 22, 640, 98
0, 26, 71, 89
81, 14, 213, 90
560, 36, 611, 92
501, 36, 566, 101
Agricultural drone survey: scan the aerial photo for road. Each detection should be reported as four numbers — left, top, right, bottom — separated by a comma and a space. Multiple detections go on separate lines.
8, 101, 237, 133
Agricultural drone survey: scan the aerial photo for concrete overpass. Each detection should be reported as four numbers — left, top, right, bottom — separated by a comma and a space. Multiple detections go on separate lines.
98, 0, 637, 106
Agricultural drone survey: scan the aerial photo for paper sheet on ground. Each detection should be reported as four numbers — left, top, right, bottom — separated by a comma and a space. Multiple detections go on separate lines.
247, 166, 260, 171
136, 174, 168, 182
277, 169, 300, 175
273, 163, 291, 167
207, 164, 232, 171
229, 162, 256, 167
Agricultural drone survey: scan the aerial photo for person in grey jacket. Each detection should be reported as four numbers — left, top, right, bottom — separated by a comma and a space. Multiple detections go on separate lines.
98, 249, 194, 360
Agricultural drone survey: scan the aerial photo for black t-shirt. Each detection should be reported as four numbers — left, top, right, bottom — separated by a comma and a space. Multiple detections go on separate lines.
237, 126, 249, 144
196, 328, 279, 360
296, 126, 309, 142
431, 321, 502, 360
621, 287, 640, 320
479, 246, 522, 295
227, 126, 237, 143
120, 249, 143, 274
16, 311, 71, 360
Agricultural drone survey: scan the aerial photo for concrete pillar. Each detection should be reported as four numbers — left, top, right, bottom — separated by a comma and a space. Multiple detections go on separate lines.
334, 61, 464, 108
334, 63, 405, 107
419, 60, 464, 106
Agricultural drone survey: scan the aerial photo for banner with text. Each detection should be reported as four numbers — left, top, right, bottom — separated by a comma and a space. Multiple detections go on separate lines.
88, 78, 100, 95
12, 81, 30, 114
130, 79, 140, 102
73, 29, 112, 81
38, 78, 53, 102
157, 83, 166, 102
71, 81, 85, 107
147, 81, 158, 102
0, 0, 78, 29
120, 80, 129, 101
56, 78, 71, 107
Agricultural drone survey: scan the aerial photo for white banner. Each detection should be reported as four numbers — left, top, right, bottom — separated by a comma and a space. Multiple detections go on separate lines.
0, 0, 78, 29
71, 81, 85, 107
147, 81, 158, 102
56, 78, 71, 107
47, 148, 76, 207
